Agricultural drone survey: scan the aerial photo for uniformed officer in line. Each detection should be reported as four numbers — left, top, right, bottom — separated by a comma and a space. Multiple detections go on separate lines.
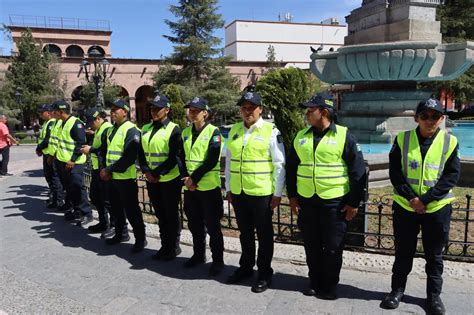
287, 93, 366, 300
180, 97, 225, 276
138, 95, 183, 261
380, 99, 460, 315
35, 103, 63, 208
80, 108, 114, 234
51, 100, 93, 225
225, 88, 286, 293
100, 99, 147, 253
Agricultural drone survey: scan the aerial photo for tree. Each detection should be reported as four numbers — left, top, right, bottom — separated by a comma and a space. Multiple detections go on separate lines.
422, 1, 474, 105
256, 67, 321, 153
154, 0, 241, 125
162, 84, 187, 129
265, 45, 280, 73
78, 80, 121, 110
0, 28, 63, 127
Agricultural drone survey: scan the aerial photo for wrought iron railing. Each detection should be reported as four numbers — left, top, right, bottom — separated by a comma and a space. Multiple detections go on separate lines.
83, 164, 473, 261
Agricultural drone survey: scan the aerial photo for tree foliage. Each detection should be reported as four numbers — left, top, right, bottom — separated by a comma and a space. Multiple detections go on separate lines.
154, 0, 241, 125
162, 83, 187, 129
257, 67, 321, 152
422, 1, 474, 104
0, 28, 63, 126
78, 80, 121, 110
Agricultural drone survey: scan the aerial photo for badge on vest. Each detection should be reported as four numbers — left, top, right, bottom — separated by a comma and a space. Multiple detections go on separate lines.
409, 160, 420, 170
326, 139, 337, 145
298, 138, 307, 146
232, 133, 239, 141
183, 136, 189, 142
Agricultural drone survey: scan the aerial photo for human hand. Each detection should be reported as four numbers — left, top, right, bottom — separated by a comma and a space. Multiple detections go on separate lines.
80, 145, 91, 154
66, 160, 75, 170
410, 197, 426, 214
100, 169, 112, 181
341, 204, 358, 221
271, 196, 281, 210
289, 197, 300, 214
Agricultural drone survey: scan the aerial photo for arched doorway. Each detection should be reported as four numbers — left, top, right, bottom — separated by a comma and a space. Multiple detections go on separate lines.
135, 85, 154, 126
43, 44, 62, 57
66, 45, 84, 57
87, 45, 105, 57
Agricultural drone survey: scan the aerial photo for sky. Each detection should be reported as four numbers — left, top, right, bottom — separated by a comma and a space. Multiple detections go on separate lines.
0, 0, 361, 59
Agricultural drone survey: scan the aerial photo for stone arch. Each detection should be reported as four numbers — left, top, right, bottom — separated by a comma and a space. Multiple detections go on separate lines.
71, 85, 83, 102
118, 86, 129, 98
66, 45, 84, 57
87, 45, 105, 57
43, 44, 62, 57
134, 85, 154, 125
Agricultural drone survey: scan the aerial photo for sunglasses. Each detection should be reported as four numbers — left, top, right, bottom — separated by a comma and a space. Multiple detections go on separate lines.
418, 112, 443, 121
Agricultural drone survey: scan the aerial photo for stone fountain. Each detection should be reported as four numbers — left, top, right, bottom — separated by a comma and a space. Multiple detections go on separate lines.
310, 0, 474, 143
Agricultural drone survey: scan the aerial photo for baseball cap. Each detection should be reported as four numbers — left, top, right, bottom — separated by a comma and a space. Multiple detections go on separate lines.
148, 94, 170, 108
37, 103, 52, 113
111, 99, 130, 112
83, 107, 102, 128
237, 91, 262, 107
51, 100, 71, 111
185, 97, 210, 111
416, 98, 444, 115
299, 93, 336, 109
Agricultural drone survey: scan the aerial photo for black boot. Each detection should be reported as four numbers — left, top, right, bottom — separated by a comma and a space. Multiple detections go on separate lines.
427, 293, 446, 315
380, 288, 404, 309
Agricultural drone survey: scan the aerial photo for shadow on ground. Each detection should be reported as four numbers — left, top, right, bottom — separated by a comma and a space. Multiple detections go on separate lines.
2, 179, 427, 312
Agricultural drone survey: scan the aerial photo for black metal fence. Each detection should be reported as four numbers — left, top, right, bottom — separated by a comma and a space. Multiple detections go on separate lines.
84, 165, 473, 262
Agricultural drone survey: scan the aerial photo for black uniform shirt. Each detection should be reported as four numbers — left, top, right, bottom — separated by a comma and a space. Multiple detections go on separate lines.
138, 118, 183, 178
103, 121, 140, 173
180, 122, 222, 184
286, 122, 367, 208
36, 119, 55, 152
389, 127, 460, 205
60, 116, 87, 162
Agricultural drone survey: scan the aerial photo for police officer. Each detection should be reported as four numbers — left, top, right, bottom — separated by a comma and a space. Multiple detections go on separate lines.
36, 103, 63, 208
287, 93, 366, 300
381, 99, 460, 315
51, 100, 92, 225
100, 99, 147, 253
225, 88, 286, 293
80, 108, 113, 234
181, 97, 225, 276
138, 95, 183, 261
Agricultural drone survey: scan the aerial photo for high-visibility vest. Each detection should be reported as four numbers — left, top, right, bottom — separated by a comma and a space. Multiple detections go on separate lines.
293, 124, 350, 199
105, 121, 137, 180
182, 124, 222, 191
56, 117, 86, 164
141, 121, 180, 182
48, 119, 63, 156
393, 129, 457, 213
38, 118, 55, 155
91, 121, 112, 170
141, 122, 153, 134
228, 121, 274, 196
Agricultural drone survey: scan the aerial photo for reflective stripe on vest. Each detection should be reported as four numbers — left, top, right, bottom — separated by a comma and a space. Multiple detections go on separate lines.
141, 121, 180, 182
182, 124, 222, 191
91, 121, 112, 170
38, 118, 55, 155
56, 117, 86, 164
294, 124, 349, 199
106, 121, 137, 180
393, 129, 457, 213
48, 120, 63, 156
228, 121, 274, 196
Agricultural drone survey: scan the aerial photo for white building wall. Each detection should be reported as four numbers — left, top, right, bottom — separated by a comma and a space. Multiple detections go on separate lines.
224, 20, 347, 67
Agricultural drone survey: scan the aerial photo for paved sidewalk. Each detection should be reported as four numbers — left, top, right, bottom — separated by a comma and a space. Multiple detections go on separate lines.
1, 146, 473, 314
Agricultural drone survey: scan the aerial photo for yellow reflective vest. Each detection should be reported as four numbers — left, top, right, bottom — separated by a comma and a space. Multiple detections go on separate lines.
37, 118, 55, 155
182, 124, 222, 191
48, 119, 63, 156
141, 121, 180, 182
91, 121, 112, 170
228, 121, 274, 196
106, 121, 137, 180
293, 124, 349, 199
393, 129, 457, 213
56, 117, 86, 164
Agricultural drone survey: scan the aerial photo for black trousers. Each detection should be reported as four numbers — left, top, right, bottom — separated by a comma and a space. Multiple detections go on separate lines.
55, 161, 91, 216
89, 169, 112, 227
233, 192, 274, 280
297, 194, 348, 292
42, 155, 64, 204
183, 187, 224, 262
0, 145, 10, 174
147, 177, 182, 253
109, 179, 145, 241
391, 202, 452, 295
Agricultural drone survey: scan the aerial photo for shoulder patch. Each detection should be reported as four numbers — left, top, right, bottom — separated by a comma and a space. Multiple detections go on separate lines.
356, 143, 362, 152
134, 134, 140, 143
77, 123, 83, 129
277, 135, 283, 144
212, 135, 221, 143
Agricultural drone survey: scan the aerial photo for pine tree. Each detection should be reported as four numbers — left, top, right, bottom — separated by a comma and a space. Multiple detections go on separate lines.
265, 45, 280, 73
155, 0, 241, 124
0, 28, 63, 126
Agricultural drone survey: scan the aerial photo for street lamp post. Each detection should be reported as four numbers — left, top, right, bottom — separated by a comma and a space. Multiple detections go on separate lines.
80, 48, 110, 110
14, 88, 24, 129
